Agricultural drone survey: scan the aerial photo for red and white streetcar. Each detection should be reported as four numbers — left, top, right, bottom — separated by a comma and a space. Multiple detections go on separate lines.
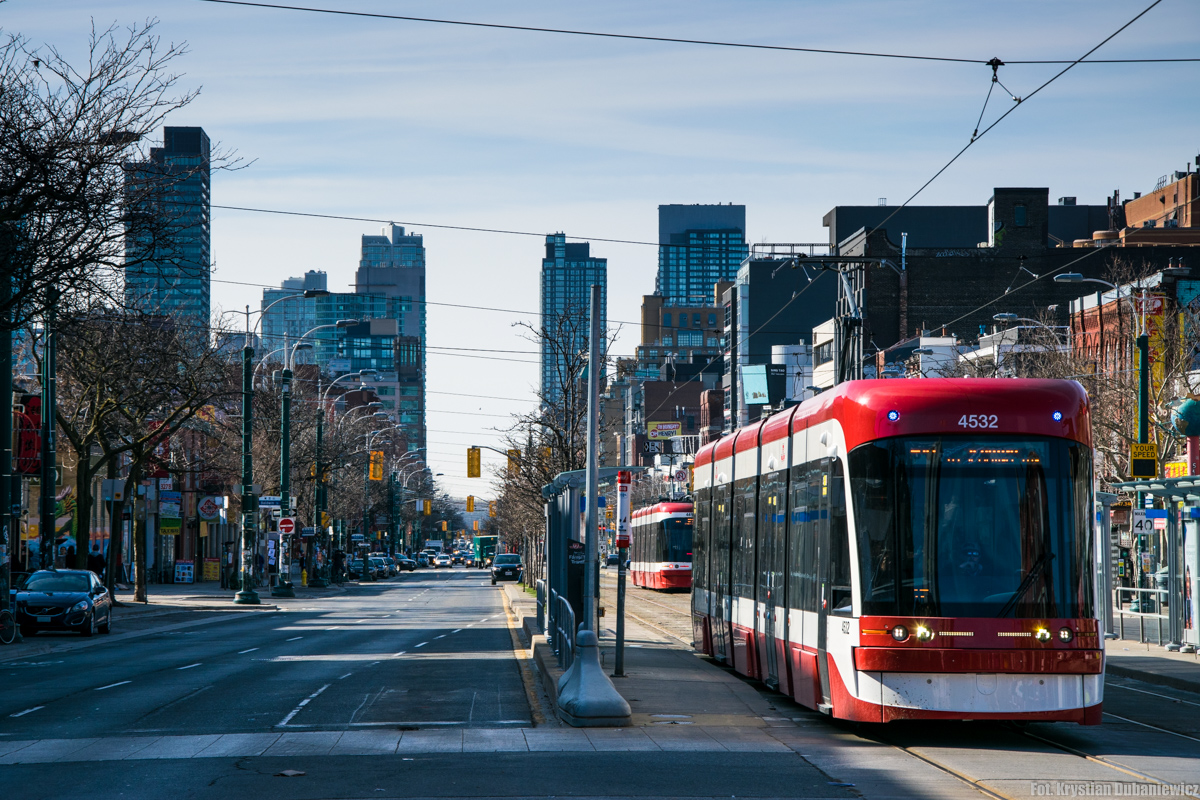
691, 378, 1102, 724
630, 502, 693, 590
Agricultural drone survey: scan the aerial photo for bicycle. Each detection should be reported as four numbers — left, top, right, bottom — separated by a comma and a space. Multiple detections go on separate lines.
0, 608, 16, 646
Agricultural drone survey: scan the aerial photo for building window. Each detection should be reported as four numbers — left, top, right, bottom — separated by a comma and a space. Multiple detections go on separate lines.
663, 313, 671, 327
708, 313, 716, 327
1014, 204, 1027, 227
816, 342, 834, 365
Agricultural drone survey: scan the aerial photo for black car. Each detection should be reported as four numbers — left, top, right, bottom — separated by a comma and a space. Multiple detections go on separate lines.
491, 553, 523, 585
605, 554, 620, 567
396, 556, 417, 571
15, 569, 113, 637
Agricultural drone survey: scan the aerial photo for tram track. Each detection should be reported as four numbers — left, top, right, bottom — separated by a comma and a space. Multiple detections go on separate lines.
603, 573, 1192, 798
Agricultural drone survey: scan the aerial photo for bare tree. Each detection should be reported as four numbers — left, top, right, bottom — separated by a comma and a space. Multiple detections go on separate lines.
0, 20, 206, 324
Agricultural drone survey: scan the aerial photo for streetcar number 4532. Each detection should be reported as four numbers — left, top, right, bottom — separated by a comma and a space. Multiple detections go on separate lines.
959, 414, 998, 429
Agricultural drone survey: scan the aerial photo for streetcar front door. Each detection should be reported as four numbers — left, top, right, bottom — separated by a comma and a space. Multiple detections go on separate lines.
758, 473, 785, 688
712, 491, 731, 663
815, 461, 833, 713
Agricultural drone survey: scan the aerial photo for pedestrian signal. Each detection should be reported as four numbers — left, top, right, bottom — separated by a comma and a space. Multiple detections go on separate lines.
423, 499, 431, 515
467, 446, 481, 478
466, 495, 475, 513
488, 501, 496, 517
369, 450, 384, 481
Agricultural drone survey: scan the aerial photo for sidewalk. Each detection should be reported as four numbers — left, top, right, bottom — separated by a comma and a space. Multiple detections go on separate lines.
111, 577, 345, 617
1105, 637, 1200, 694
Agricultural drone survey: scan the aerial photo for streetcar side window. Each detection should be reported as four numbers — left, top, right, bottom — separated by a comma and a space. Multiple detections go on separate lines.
693, 491, 709, 592
828, 459, 853, 616
732, 477, 757, 601
787, 462, 818, 613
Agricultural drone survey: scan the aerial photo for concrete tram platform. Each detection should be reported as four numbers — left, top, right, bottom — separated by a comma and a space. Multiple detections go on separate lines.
1105, 638, 1200, 694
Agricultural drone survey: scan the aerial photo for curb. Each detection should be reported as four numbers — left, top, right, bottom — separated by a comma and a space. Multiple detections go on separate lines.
1106, 662, 1200, 695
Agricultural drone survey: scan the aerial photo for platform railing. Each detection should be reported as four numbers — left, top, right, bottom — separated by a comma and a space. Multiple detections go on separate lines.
536, 579, 545, 633
548, 588, 576, 671
1113, 586, 1170, 645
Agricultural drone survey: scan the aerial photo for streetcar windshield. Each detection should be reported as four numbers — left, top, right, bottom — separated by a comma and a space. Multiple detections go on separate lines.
662, 518, 693, 563
849, 436, 1092, 618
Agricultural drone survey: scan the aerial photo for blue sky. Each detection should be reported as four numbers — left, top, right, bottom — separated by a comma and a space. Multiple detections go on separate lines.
7, 0, 1198, 496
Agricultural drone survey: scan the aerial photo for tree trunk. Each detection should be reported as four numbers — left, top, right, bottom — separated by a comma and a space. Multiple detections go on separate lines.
73, 448, 95, 570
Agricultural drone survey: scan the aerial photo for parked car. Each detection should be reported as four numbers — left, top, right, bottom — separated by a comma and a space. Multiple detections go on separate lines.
605, 553, 620, 567
369, 557, 393, 577
415, 553, 430, 568
396, 556, 416, 571
433, 553, 452, 568
347, 559, 380, 580
491, 553, 523, 585
14, 569, 113, 637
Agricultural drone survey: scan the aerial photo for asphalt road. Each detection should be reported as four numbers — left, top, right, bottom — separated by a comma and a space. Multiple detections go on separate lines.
1, 568, 528, 739
2, 567, 1198, 800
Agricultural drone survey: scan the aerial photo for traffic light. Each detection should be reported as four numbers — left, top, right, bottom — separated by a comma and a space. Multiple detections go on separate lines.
440, 520, 447, 531
473, 520, 479, 531
488, 501, 496, 517
423, 499, 431, 515
467, 447, 481, 478
369, 451, 384, 481
507, 449, 520, 473
466, 495, 475, 513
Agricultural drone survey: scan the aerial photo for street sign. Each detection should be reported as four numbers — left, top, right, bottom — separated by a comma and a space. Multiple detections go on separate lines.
259, 495, 281, 507
1130, 510, 1150, 539
301, 527, 316, 537
1129, 443, 1157, 479
278, 517, 296, 535
197, 496, 221, 520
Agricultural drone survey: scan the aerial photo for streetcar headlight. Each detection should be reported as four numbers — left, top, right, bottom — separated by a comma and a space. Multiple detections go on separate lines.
1058, 627, 1074, 643
890, 625, 909, 642
1035, 627, 1052, 642
915, 625, 933, 642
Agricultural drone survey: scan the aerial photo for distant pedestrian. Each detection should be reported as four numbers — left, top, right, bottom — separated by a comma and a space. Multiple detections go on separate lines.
65, 544, 76, 568
87, 546, 105, 578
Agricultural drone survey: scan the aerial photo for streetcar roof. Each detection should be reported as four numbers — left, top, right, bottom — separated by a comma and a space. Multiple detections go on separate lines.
734, 419, 765, 454
632, 501, 693, 519
789, 378, 1090, 448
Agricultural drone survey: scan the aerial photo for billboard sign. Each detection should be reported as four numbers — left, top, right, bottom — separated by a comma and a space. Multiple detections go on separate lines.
647, 421, 682, 440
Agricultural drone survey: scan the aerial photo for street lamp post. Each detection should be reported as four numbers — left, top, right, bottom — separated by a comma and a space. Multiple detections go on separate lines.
361, 425, 390, 580
232, 288, 328, 606
272, 340, 312, 598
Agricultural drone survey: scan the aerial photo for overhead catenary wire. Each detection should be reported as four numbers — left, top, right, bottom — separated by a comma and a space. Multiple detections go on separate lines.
868, 0, 1166, 240
194, 0, 1198, 65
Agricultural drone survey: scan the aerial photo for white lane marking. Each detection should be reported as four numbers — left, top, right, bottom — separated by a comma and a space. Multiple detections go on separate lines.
368, 661, 380, 667
95, 681, 132, 691
414, 642, 428, 648
277, 683, 331, 727
355, 619, 368, 623
452, 629, 462, 633
339, 673, 353, 680
480, 617, 489, 622
326, 626, 340, 630
391, 651, 406, 658
9, 706, 43, 718
286, 636, 303, 641
177, 663, 201, 670
435, 635, 445, 640
239, 648, 259, 654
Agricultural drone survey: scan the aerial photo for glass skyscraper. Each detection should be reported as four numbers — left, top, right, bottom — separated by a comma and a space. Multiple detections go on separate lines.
260, 270, 327, 363
540, 233, 607, 405
355, 225, 426, 456
655, 204, 747, 305
124, 127, 212, 332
